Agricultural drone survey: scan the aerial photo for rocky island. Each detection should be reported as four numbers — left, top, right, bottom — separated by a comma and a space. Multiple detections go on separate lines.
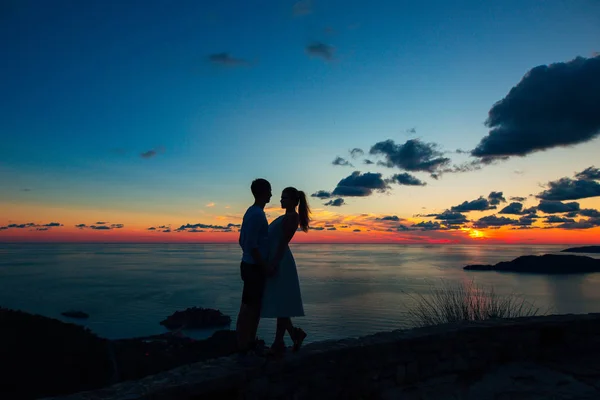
159, 307, 231, 330
464, 254, 600, 274
561, 245, 600, 254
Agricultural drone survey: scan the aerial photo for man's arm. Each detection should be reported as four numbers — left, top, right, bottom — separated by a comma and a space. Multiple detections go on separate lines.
244, 213, 267, 270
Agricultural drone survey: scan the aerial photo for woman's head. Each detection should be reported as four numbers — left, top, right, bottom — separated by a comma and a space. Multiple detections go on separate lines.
281, 187, 311, 232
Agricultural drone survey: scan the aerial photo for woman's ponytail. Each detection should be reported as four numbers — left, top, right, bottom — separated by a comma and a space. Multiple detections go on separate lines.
298, 190, 310, 232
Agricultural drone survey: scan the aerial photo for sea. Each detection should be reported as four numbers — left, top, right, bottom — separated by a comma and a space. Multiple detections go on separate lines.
1, 243, 600, 345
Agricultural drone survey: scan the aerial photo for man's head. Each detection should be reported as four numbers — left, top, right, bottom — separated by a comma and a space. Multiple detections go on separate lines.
251, 178, 272, 205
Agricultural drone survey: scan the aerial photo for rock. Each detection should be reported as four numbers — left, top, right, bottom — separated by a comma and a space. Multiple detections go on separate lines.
464, 254, 600, 274
160, 307, 231, 330
561, 245, 600, 254
61, 310, 89, 319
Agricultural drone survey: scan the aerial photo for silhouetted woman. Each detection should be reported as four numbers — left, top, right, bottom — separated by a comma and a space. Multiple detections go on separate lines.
261, 187, 309, 355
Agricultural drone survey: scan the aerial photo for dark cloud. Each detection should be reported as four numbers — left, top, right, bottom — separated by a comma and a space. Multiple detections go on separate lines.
387, 173, 426, 186
324, 198, 345, 207
510, 196, 527, 202
141, 150, 157, 159
293, 0, 312, 16
397, 224, 411, 231
306, 42, 334, 61
545, 216, 576, 224
95, 222, 107, 225
8, 223, 36, 228
472, 56, 600, 160
537, 177, 600, 201
208, 53, 249, 66
580, 209, 600, 218
575, 166, 600, 181
353, 229, 361, 232
0, 227, 7, 230
75, 224, 86, 229
163, 229, 171, 233
350, 148, 364, 158
412, 221, 447, 231
311, 190, 332, 199
332, 171, 389, 197
369, 139, 450, 173
227, 223, 242, 228
309, 226, 325, 231
42, 222, 62, 227
516, 215, 536, 226
473, 215, 518, 228
147, 227, 157, 231
450, 197, 495, 212
376, 215, 400, 221
158, 225, 169, 229
332, 156, 353, 167
537, 200, 580, 214
327, 227, 337, 231
430, 210, 468, 224
522, 206, 538, 214
363, 159, 374, 165
188, 229, 205, 233
110, 224, 124, 229
406, 128, 417, 134
175, 223, 236, 232
36, 227, 49, 231
488, 191, 507, 205
90, 225, 111, 230
499, 202, 524, 215
555, 218, 600, 230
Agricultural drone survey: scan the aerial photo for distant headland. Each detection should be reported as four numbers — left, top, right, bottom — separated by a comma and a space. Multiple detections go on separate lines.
561, 245, 600, 254
464, 254, 600, 274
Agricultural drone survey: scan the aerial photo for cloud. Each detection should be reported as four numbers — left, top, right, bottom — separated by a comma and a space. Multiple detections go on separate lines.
175, 222, 237, 232
499, 202, 524, 215
363, 159, 374, 165
537, 200, 580, 214
545, 216, 576, 224
306, 42, 334, 61
450, 197, 496, 212
555, 218, 600, 230
293, 0, 313, 16
406, 128, 417, 134
387, 173, 426, 186
575, 166, 600, 181
90, 225, 111, 230
95, 221, 107, 225
147, 227, 157, 231
332, 156, 353, 167
412, 221, 447, 231
350, 148, 364, 158
376, 215, 400, 221
324, 198, 345, 207
510, 196, 527, 202
579, 209, 600, 218
208, 53, 249, 66
369, 139, 451, 174
353, 229, 361, 232
473, 215, 518, 228
309, 226, 325, 231
433, 211, 468, 224
327, 227, 337, 231
43, 222, 62, 227
75, 224, 86, 229
488, 191, 506, 206
311, 190, 332, 199
472, 56, 600, 160
332, 171, 389, 197
163, 229, 171, 233
206, 202, 215, 207
0, 227, 7, 230
537, 177, 600, 201
110, 224, 124, 229
36, 227, 49, 231
158, 225, 169, 229
516, 215, 536, 226
7, 223, 36, 228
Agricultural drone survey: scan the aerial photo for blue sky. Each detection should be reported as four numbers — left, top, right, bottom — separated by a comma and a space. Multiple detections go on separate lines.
1, 0, 599, 242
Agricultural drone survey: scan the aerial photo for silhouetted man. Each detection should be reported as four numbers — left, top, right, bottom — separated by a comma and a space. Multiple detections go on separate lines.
236, 178, 271, 354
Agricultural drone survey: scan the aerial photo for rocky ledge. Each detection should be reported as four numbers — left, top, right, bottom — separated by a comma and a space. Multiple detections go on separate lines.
561, 245, 600, 254
464, 254, 600, 274
0, 307, 239, 400
159, 307, 231, 330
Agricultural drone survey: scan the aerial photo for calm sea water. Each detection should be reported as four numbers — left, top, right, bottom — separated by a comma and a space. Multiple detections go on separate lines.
1, 243, 600, 345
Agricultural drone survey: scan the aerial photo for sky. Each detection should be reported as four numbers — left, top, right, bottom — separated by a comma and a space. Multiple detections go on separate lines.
1, 0, 599, 244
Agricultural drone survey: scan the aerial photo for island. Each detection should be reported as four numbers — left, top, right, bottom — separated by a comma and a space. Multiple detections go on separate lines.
464, 254, 600, 274
160, 307, 231, 330
561, 245, 600, 254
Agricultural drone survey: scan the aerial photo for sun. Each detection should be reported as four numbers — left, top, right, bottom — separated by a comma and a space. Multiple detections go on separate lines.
462, 227, 486, 239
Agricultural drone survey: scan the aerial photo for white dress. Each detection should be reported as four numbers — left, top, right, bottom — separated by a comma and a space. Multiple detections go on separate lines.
261, 215, 305, 318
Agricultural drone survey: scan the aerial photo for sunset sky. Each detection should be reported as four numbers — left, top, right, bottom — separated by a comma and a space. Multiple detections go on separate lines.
1, 0, 599, 244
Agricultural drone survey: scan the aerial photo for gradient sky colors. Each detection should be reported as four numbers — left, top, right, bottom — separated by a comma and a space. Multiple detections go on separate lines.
1, 0, 600, 244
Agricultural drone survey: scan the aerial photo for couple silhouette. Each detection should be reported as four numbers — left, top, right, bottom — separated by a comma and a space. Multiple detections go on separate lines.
236, 178, 309, 357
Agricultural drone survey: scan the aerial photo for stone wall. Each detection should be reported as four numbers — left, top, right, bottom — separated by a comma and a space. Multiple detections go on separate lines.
48, 314, 600, 400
